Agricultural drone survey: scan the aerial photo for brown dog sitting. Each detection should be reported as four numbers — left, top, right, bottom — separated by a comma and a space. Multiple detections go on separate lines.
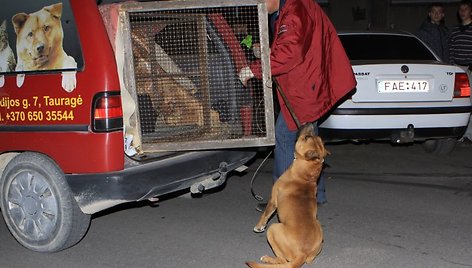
246, 123, 328, 268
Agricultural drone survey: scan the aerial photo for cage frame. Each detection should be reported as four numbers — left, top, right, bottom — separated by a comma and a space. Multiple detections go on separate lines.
119, 0, 275, 152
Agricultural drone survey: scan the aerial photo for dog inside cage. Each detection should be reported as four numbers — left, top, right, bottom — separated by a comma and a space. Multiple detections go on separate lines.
130, 5, 264, 140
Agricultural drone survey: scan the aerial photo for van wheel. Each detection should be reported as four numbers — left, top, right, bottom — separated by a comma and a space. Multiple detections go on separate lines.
422, 138, 457, 155
0, 152, 90, 252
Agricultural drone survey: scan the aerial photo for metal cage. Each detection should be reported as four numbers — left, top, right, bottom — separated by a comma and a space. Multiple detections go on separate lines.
120, 0, 274, 152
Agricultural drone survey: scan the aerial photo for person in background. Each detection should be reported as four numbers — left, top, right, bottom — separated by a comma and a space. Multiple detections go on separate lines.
416, 2, 450, 62
239, 0, 356, 211
449, 0, 472, 143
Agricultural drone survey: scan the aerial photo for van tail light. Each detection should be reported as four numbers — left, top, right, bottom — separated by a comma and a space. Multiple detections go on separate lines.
454, 73, 471, 98
92, 92, 123, 132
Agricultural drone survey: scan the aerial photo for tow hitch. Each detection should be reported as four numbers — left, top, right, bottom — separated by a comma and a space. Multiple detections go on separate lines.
391, 124, 415, 143
190, 162, 229, 194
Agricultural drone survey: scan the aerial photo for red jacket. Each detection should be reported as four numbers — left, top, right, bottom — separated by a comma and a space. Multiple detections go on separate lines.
250, 0, 356, 131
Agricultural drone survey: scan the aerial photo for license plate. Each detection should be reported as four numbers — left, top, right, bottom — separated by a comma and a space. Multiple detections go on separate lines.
378, 80, 429, 93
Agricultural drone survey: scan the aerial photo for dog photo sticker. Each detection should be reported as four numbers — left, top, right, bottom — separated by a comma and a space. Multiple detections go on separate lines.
0, 0, 83, 92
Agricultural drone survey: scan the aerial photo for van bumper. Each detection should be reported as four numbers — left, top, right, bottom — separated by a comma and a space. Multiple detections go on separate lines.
65, 150, 255, 214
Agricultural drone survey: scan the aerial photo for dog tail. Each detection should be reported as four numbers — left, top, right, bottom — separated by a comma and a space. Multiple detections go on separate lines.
246, 255, 306, 268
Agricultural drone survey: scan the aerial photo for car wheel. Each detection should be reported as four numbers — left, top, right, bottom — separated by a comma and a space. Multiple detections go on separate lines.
0, 152, 90, 252
422, 138, 457, 155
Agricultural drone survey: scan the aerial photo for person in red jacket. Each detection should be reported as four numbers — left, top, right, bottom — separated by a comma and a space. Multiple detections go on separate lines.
239, 0, 356, 211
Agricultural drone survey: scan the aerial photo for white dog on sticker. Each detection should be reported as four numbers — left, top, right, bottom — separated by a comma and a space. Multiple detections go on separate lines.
0, 19, 17, 87
12, 2, 77, 92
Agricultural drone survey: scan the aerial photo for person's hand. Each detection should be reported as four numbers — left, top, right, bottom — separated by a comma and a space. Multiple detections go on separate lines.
252, 43, 261, 59
238, 66, 254, 87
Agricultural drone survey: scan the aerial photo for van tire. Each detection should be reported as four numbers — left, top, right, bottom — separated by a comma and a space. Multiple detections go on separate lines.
422, 138, 457, 155
0, 152, 90, 252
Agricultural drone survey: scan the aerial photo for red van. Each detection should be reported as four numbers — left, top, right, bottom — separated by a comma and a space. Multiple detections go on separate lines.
0, 0, 273, 252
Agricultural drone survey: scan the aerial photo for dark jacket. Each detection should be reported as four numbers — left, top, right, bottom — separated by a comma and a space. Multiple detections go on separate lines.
250, 0, 356, 131
449, 22, 472, 66
416, 20, 450, 62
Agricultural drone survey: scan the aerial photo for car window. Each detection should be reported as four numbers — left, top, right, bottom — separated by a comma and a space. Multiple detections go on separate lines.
339, 34, 436, 61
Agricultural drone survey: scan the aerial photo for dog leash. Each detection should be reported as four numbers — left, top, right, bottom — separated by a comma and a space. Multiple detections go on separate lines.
249, 150, 272, 201
250, 78, 302, 201
273, 77, 302, 129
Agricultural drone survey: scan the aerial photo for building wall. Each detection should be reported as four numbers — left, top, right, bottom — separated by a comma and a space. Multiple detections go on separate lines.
323, 0, 462, 33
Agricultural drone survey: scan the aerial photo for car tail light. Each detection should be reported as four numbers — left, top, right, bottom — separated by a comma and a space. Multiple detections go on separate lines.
454, 73, 471, 98
92, 92, 123, 132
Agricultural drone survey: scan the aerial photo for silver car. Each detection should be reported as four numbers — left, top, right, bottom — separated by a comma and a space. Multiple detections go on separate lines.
319, 31, 472, 154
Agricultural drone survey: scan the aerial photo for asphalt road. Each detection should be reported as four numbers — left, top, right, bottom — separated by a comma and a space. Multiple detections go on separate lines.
1, 142, 472, 268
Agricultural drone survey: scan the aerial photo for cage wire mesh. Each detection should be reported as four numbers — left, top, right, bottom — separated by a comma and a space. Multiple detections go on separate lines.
125, 2, 272, 151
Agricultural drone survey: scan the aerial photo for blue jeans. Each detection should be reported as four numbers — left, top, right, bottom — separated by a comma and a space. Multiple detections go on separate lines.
273, 114, 327, 203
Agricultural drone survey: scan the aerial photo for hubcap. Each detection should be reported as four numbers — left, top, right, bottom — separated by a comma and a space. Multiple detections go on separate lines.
6, 170, 58, 241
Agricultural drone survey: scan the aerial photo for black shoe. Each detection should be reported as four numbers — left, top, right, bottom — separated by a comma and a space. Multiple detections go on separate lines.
255, 202, 267, 213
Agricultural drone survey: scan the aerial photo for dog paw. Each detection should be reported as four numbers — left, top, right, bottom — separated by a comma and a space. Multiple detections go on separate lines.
253, 225, 266, 233
16, 74, 25, 88
61, 71, 77, 92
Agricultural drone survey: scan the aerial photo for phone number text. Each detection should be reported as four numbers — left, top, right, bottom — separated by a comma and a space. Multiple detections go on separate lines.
1, 110, 75, 122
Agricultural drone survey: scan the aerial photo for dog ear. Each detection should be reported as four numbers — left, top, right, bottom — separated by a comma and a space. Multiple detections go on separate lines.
12, 13, 28, 35
304, 150, 319, 161
44, 3, 63, 20
324, 149, 331, 157
314, 136, 329, 157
